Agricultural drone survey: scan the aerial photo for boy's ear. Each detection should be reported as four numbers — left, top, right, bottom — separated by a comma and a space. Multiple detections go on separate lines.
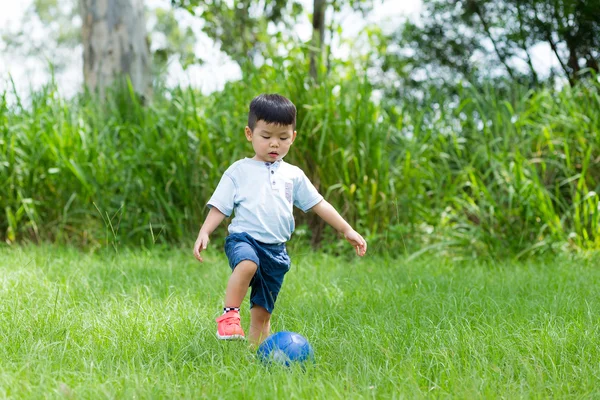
291, 130, 297, 144
245, 126, 253, 141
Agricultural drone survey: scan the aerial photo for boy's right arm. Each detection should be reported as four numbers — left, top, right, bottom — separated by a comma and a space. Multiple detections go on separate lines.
193, 207, 227, 262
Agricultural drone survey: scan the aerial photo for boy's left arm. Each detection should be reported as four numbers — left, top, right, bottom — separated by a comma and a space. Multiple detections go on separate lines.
311, 200, 367, 256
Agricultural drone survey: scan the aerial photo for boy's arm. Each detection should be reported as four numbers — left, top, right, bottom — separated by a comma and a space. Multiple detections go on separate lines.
311, 200, 367, 256
193, 207, 227, 262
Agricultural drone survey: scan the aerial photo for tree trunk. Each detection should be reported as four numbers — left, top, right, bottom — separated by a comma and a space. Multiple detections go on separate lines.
470, 2, 515, 80
310, 0, 326, 80
80, 0, 151, 98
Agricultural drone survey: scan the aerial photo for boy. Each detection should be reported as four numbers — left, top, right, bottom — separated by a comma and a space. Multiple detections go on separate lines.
193, 93, 367, 346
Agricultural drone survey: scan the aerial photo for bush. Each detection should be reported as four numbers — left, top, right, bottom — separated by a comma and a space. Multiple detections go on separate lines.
1, 64, 599, 258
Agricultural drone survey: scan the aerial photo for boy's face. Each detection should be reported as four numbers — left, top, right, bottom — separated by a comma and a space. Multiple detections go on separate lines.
245, 120, 297, 163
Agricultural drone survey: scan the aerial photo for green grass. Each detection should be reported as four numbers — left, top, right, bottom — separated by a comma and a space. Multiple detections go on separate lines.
2, 69, 600, 257
1, 245, 600, 398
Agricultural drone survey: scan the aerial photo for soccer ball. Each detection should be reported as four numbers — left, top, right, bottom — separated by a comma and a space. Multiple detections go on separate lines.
257, 331, 314, 366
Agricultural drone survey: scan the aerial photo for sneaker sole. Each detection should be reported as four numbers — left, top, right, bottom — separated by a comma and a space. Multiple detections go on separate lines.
216, 332, 245, 340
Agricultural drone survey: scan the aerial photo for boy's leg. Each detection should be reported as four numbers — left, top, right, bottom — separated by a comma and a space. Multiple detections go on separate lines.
216, 260, 258, 340
224, 260, 258, 307
249, 305, 271, 346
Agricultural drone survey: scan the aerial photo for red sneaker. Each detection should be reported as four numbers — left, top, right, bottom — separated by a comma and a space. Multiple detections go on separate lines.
216, 311, 245, 340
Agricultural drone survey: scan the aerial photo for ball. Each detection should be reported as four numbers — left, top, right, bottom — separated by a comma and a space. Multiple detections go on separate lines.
257, 331, 315, 366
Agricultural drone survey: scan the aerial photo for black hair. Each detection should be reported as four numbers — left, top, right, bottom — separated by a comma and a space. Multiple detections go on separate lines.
248, 94, 297, 131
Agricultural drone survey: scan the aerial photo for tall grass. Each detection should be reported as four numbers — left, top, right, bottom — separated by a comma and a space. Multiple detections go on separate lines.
1, 64, 599, 257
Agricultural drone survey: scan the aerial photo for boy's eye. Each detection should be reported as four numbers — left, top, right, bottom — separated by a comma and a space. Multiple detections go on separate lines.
280, 137, 289, 140
261, 136, 270, 139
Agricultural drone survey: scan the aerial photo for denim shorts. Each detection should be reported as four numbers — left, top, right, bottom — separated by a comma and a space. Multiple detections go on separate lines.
224, 232, 291, 313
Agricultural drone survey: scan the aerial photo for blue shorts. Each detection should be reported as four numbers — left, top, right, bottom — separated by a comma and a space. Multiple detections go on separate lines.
224, 232, 291, 313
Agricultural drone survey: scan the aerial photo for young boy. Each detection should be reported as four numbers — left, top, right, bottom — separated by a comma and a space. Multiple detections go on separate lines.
193, 93, 367, 346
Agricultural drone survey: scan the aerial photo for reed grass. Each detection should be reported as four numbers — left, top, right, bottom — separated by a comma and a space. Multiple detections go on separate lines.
1, 64, 599, 258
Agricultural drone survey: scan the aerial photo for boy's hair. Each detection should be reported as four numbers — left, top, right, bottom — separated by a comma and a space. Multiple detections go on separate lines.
248, 94, 296, 131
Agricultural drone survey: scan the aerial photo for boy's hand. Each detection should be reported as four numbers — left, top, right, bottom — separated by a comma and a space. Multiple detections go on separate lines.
344, 229, 367, 257
193, 232, 210, 262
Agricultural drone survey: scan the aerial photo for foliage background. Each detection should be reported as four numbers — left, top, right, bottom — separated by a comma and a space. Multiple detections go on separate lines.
1, 0, 599, 259
2, 66, 599, 258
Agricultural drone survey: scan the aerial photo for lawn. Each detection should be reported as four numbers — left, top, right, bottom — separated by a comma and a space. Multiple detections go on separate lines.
1, 245, 599, 398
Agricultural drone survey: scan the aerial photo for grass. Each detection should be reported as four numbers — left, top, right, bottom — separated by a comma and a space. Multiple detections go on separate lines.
2, 69, 599, 257
1, 244, 600, 398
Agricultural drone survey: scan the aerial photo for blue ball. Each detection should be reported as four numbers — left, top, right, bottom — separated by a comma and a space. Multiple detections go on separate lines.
257, 331, 314, 366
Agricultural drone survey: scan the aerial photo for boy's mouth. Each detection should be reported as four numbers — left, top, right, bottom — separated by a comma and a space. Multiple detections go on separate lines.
268, 152, 279, 157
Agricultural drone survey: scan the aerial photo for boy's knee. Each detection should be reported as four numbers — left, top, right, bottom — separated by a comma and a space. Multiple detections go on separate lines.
236, 260, 258, 274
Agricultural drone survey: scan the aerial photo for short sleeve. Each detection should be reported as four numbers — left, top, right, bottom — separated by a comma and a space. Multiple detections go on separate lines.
207, 173, 236, 217
293, 170, 323, 212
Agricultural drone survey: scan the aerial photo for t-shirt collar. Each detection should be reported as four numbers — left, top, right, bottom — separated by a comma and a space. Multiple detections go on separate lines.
245, 157, 283, 168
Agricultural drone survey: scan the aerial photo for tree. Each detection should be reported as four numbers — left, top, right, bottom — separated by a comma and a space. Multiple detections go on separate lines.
171, 0, 374, 78
80, 0, 152, 97
3, 0, 378, 96
386, 0, 600, 90
523, 0, 600, 84
171, 0, 304, 66
0, 0, 198, 93
310, 0, 326, 79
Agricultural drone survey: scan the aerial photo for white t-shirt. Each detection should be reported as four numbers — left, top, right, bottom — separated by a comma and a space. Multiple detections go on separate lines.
207, 158, 323, 244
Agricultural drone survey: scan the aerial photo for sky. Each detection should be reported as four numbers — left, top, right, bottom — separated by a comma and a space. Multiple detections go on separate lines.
0, 0, 422, 98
